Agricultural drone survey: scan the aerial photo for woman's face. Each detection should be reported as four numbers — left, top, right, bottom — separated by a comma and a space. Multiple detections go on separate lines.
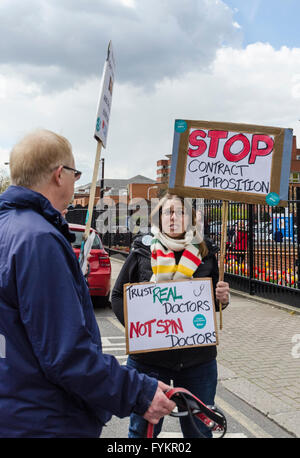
161, 198, 190, 238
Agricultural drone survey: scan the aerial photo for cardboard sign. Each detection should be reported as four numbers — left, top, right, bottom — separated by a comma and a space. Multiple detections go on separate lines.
79, 230, 95, 275
94, 41, 116, 148
124, 278, 218, 354
168, 119, 293, 205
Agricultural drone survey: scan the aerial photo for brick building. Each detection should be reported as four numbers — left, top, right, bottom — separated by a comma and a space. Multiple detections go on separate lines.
73, 175, 157, 207
290, 136, 300, 186
156, 154, 171, 184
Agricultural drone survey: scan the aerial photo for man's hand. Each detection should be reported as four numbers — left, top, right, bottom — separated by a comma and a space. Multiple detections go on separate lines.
143, 381, 176, 425
216, 281, 230, 305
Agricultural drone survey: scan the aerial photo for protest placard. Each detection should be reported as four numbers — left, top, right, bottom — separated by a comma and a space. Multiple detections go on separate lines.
79, 41, 115, 266
124, 278, 218, 354
169, 119, 293, 206
94, 41, 116, 148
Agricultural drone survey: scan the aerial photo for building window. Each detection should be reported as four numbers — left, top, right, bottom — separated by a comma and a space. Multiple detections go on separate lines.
290, 172, 300, 183
157, 165, 168, 170
296, 155, 300, 160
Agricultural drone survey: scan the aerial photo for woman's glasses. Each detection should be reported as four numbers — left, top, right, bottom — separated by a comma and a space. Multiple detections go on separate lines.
162, 208, 185, 217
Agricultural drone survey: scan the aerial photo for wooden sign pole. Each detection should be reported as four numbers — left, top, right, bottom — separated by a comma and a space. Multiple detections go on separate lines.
78, 41, 115, 271
218, 200, 229, 330
83, 140, 103, 241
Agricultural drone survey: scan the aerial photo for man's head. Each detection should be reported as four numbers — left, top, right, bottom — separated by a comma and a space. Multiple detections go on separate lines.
10, 129, 81, 212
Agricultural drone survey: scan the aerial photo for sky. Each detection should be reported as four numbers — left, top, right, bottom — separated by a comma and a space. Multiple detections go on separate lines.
1, 0, 300, 187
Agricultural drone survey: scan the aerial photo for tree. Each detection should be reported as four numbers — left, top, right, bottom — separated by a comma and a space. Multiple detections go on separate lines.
0, 169, 10, 194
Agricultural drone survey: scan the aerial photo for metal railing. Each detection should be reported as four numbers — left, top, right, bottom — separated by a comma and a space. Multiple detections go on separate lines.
203, 186, 299, 307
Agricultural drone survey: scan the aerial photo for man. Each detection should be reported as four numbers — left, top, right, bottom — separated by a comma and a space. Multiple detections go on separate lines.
0, 129, 175, 438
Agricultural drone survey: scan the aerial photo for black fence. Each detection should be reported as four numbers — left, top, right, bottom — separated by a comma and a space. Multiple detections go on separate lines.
204, 186, 300, 307
66, 185, 300, 308
65, 206, 133, 258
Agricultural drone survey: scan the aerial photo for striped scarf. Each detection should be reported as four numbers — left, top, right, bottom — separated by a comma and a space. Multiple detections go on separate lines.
150, 228, 202, 282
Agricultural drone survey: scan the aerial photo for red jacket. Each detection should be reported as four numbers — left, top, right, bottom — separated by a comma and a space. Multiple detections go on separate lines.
234, 230, 248, 251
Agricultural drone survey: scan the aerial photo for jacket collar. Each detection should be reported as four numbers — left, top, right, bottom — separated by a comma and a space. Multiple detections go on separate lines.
0, 185, 75, 243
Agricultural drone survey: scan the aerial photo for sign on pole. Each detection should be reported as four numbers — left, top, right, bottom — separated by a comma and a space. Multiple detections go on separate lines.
169, 119, 293, 206
79, 41, 116, 271
124, 278, 218, 354
94, 41, 116, 148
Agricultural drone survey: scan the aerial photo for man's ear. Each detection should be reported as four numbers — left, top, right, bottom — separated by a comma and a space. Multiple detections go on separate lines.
53, 165, 63, 186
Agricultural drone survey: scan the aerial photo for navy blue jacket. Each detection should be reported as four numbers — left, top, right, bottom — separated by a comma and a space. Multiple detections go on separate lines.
0, 186, 157, 437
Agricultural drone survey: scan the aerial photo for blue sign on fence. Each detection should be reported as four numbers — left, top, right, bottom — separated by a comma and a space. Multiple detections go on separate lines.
273, 215, 294, 239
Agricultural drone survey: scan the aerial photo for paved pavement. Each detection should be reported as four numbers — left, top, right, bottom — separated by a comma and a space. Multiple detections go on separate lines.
216, 290, 300, 438
110, 258, 300, 438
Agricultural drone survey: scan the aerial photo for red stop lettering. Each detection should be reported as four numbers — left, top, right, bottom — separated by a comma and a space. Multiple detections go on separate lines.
188, 130, 207, 157
223, 134, 250, 162
249, 134, 274, 164
187, 129, 274, 164
207, 130, 228, 158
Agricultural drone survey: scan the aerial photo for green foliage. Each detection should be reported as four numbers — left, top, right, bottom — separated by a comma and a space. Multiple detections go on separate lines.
0, 170, 10, 194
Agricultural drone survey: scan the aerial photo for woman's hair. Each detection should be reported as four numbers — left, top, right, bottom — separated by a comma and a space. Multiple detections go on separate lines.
151, 193, 208, 258
10, 129, 73, 188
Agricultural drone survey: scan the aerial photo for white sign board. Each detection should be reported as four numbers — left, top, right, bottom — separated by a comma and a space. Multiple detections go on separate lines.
94, 41, 116, 148
169, 119, 293, 205
185, 129, 274, 196
124, 278, 218, 354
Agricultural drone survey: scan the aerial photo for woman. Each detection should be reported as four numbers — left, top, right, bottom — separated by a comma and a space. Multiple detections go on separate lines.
111, 194, 230, 438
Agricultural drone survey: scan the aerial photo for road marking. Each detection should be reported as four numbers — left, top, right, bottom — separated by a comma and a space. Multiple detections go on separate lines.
102, 336, 126, 353
158, 432, 182, 438
106, 316, 126, 332
215, 395, 273, 438
101, 336, 125, 346
158, 431, 248, 438
101, 335, 127, 361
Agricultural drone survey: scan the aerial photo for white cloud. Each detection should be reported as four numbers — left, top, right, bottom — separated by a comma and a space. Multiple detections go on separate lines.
101, 43, 300, 179
0, 0, 240, 89
1, 3, 300, 189
119, 0, 136, 8
2, 41, 300, 185
0, 0, 241, 180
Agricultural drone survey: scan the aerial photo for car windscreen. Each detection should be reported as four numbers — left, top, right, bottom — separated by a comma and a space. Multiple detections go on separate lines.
70, 230, 103, 249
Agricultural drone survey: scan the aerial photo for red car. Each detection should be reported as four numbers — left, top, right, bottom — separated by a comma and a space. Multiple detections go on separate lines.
69, 224, 111, 307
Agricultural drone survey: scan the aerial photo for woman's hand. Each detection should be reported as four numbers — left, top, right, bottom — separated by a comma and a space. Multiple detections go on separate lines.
216, 281, 230, 305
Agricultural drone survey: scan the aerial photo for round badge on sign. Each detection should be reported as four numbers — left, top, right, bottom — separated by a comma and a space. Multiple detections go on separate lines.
175, 120, 187, 133
193, 314, 206, 330
266, 192, 280, 206
142, 235, 152, 246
